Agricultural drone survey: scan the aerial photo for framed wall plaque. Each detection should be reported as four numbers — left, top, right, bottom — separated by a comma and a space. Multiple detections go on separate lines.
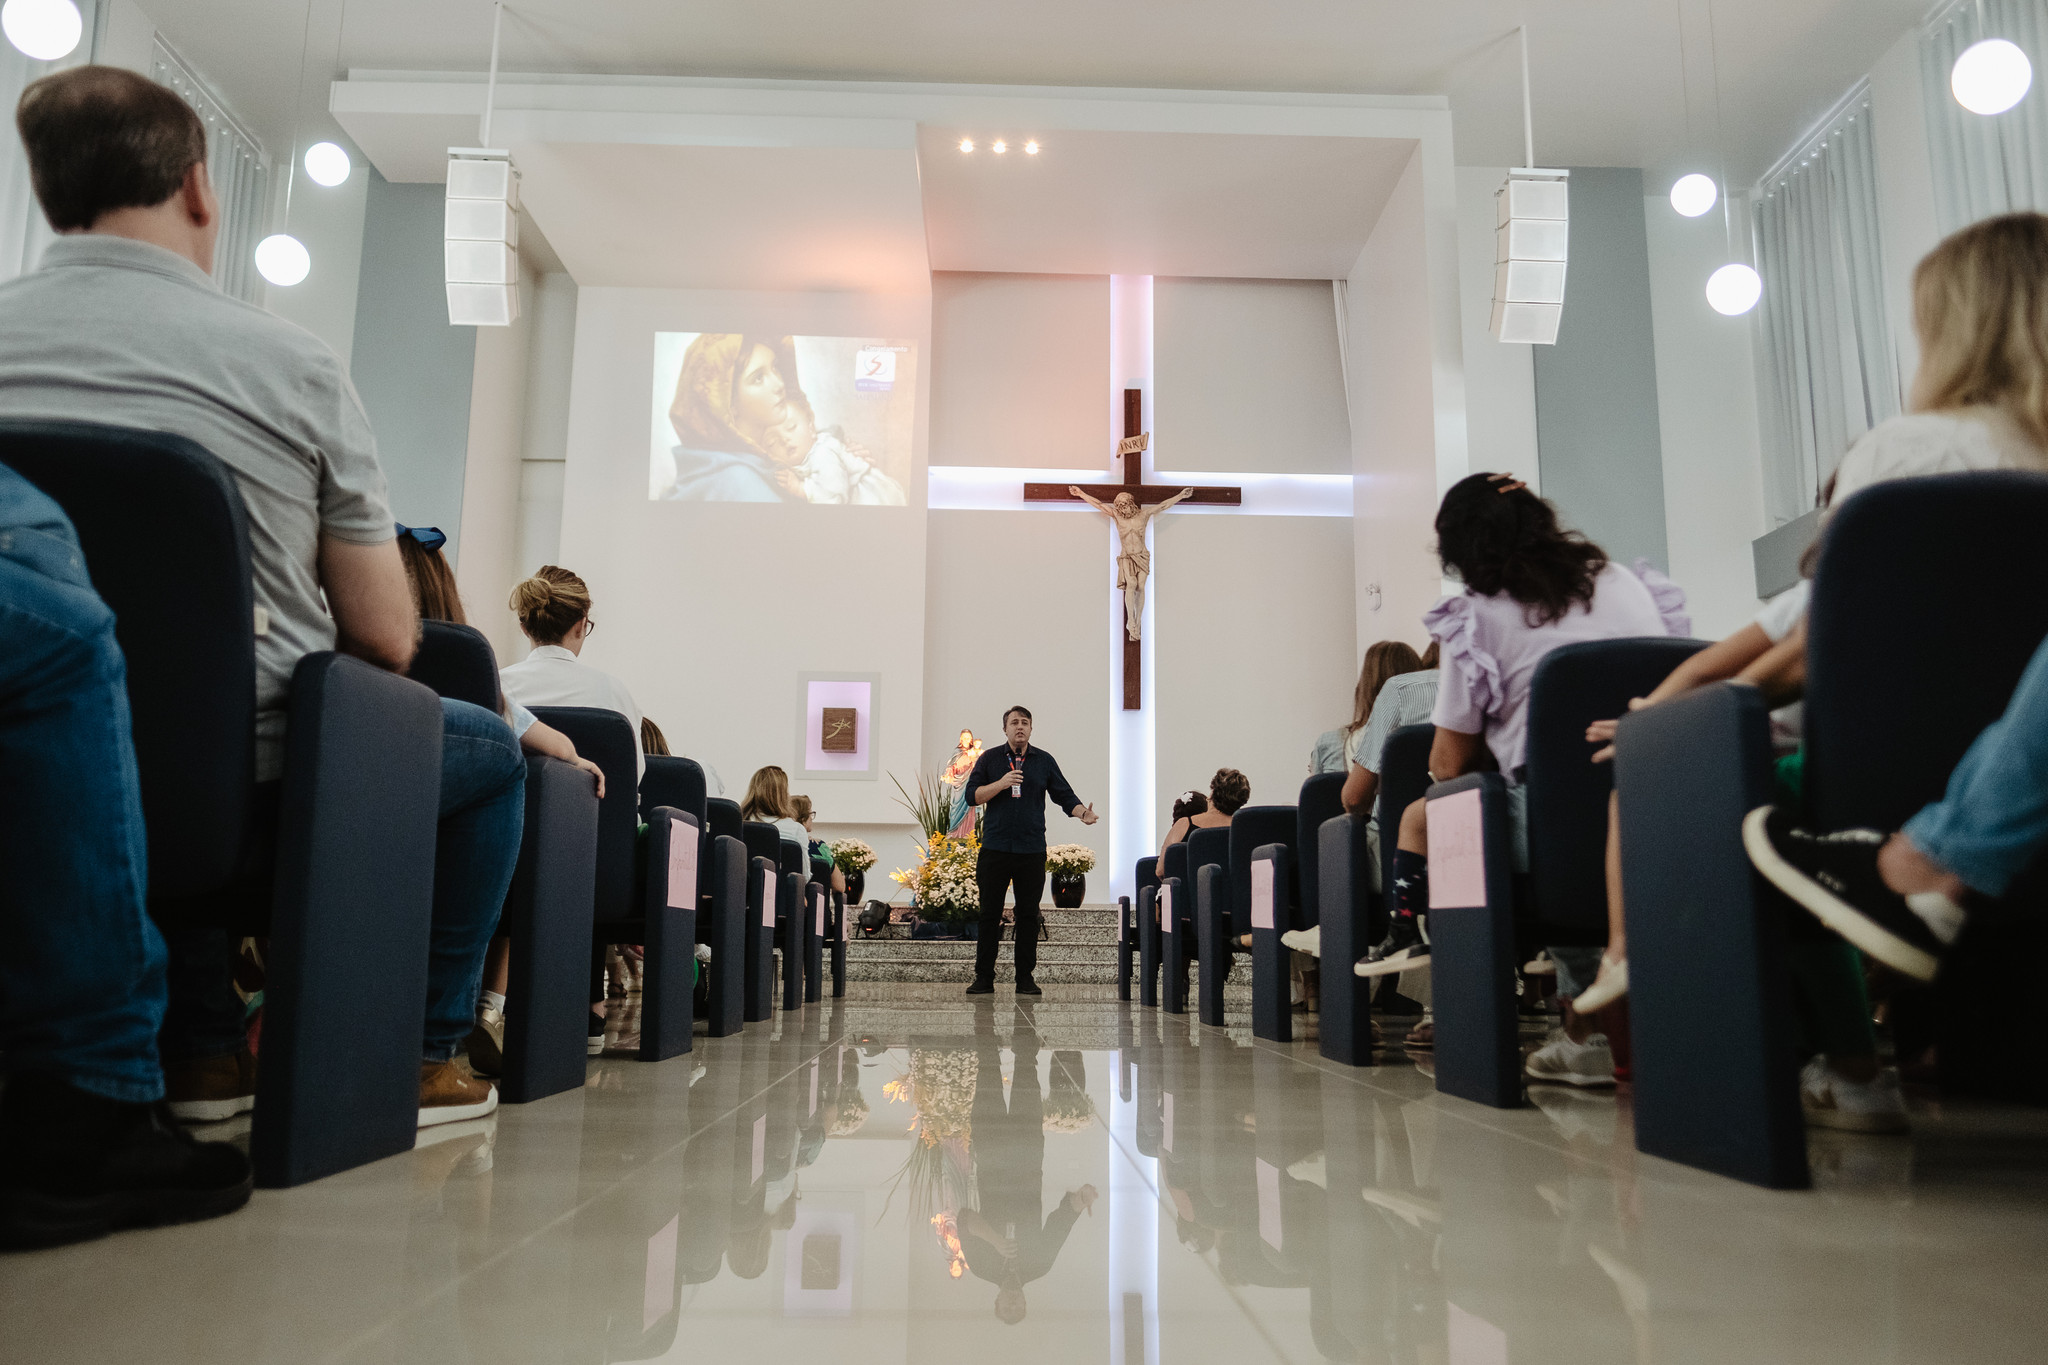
795, 672, 880, 781
820, 708, 858, 753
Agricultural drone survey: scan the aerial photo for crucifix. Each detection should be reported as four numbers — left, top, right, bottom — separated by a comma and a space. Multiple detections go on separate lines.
1024, 389, 1243, 709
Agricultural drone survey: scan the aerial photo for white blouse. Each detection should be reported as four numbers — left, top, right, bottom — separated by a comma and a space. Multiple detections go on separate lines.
500, 644, 645, 778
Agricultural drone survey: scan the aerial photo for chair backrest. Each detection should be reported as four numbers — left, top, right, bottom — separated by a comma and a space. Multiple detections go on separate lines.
1160, 841, 1191, 886
742, 821, 781, 867
530, 706, 639, 922
1808, 471, 2048, 832
1187, 826, 1231, 927
0, 419, 256, 899
641, 754, 708, 826
1524, 636, 1709, 935
707, 796, 743, 844
1295, 772, 1347, 926
1376, 723, 1436, 903
1229, 806, 1298, 935
407, 620, 499, 712
780, 840, 806, 876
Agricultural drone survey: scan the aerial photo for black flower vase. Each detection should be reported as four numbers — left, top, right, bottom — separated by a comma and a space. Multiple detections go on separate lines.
1050, 872, 1086, 908
846, 869, 865, 903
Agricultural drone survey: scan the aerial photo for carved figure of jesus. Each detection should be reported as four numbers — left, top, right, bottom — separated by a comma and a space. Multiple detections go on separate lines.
1070, 485, 1195, 641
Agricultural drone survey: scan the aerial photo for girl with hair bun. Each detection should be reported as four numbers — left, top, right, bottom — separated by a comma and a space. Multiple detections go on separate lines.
500, 565, 647, 777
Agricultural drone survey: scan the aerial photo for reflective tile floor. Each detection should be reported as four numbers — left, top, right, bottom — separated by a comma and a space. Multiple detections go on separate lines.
8, 989, 2048, 1364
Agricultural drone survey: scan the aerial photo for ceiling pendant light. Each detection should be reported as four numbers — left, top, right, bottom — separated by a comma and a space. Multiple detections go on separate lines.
1699, 0, 1759, 316
1, 0, 82, 61
303, 141, 351, 187
1705, 263, 1762, 315
1953, 37, 2032, 115
254, 233, 311, 286
1669, 172, 1717, 217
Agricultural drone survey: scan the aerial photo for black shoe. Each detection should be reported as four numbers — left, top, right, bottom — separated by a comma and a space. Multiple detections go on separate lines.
965, 980, 996, 996
587, 1009, 607, 1056
1354, 915, 1429, 979
0, 1072, 253, 1251
1742, 807, 1957, 982
1015, 980, 1043, 996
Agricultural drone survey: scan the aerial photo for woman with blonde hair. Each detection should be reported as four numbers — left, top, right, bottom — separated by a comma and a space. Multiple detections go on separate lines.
500, 564, 646, 778
742, 765, 810, 855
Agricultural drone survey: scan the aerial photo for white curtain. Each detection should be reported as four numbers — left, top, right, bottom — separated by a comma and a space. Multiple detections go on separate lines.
0, 3, 105, 283
1923, 0, 2048, 235
150, 37, 268, 304
1752, 85, 1899, 523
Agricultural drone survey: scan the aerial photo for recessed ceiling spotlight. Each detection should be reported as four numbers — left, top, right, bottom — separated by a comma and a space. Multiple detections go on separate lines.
993, 139, 1008, 154
958, 137, 974, 153
1024, 140, 1040, 155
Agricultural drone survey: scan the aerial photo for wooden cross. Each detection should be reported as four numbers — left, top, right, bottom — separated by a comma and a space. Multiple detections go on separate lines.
1024, 389, 1243, 709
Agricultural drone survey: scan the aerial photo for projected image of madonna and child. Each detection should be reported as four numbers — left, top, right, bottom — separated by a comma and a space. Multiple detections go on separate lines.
649, 332, 915, 504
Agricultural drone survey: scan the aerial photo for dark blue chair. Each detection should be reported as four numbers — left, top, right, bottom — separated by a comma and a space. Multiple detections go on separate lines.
1, 420, 442, 1188
1188, 826, 1233, 1026
1135, 856, 1161, 1007
531, 706, 695, 1062
1295, 772, 1347, 929
404, 619, 599, 1102
742, 822, 781, 1021
642, 756, 743, 1037
1376, 724, 1436, 921
1427, 636, 1707, 1110
1229, 805, 1299, 1042
1160, 842, 1194, 1014
1315, 811, 1376, 1065
779, 840, 806, 1009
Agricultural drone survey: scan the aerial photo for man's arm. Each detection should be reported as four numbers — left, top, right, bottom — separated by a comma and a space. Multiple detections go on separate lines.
317, 533, 417, 673
1045, 757, 1096, 823
1427, 727, 1488, 782
971, 753, 1018, 806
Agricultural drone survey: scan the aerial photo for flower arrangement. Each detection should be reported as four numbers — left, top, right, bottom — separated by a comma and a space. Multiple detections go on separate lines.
881, 1049, 980, 1227
1045, 843, 1097, 875
829, 838, 877, 874
891, 768, 958, 844
1043, 1091, 1097, 1134
890, 828, 980, 924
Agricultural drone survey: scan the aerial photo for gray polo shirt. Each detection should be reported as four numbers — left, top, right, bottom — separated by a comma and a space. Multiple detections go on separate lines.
0, 235, 393, 779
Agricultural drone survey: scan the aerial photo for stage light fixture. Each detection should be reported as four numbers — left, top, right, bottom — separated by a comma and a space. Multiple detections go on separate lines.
1490, 168, 1570, 344
1024, 140, 1040, 155
254, 234, 311, 287
1669, 173, 1717, 217
2, 0, 82, 60
959, 137, 974, 153
1952, 37, 2032, 115
303, 141, 351, 188
1705, 262, 1761, 316
445, 149, 520, 326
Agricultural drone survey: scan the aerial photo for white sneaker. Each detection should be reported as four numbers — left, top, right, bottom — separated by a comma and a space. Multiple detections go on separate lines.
1800, 1057, 1908, 1134
1281, 925, 1321, 957
695, 943, 713, 963
1571, 954, 1629, 1014
1524, 1030, 1616, 1088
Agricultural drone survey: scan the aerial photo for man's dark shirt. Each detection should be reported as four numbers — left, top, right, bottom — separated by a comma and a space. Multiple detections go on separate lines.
969, 744, 1083, 855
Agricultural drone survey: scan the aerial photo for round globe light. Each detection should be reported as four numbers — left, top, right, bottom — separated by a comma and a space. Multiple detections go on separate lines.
303, 141, 351, 188
1705, 263, 1762, 316
1669, 173, 1718, 218
2, 0, 83, 61
1952, 38, 2033, 116
254, 234, 311, 287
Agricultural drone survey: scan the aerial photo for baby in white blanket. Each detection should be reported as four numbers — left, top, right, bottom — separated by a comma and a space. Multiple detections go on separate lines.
779, 402, 907, 505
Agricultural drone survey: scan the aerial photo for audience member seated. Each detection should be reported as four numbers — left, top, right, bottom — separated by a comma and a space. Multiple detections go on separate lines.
0, 65, 519, 1129
1286, 640, 1439, 960
0, 464, 251, 1249
502, 565, 646, 777
1307, 728, 1347, 776
397, 523, 604, 1075
1361, 473, 1687, 1059
792, 795, 847, 893
1160, 768, 1247, 857
742, 766, 811, 856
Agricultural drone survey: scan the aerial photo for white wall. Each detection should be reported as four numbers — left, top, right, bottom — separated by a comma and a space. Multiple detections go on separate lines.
1349, 146, 1451, 655
1153, 514, 1356, 833
923, 509, 1112, 900
1644, 195, 1770, 639
1154, 277, 1350, 474
557, 285, 930, 825
1454, 167, 1541, 490
929, 272, 1108, 468
502, 270, 580, 649
455, 263, 535, 663
1870, 27, 1941, 398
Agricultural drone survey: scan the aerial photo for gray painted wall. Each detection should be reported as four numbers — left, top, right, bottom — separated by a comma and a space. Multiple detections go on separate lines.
1533, 166, 1669, 571
351, 169, 477, 557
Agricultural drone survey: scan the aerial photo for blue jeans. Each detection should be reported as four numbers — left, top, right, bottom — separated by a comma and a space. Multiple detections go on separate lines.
162, 698, 526, 1065
1904, 631, 2048, 897
0, 467, 167, 1103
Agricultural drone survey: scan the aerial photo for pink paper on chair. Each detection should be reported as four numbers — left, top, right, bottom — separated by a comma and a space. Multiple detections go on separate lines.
761, 867, 776, 927
1251, 860, 1275, 930
1161, 1091, 1175, 1152
1429, 787, 1487, 910
1160, 885, 1172, 934
1256, 1158, 1282, 1249
814, 889, 825, 936
751, 1113, 766, 1184
667, 818, 697, 910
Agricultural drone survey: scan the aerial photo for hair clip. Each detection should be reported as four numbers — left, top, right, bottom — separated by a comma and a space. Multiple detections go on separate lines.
396, 523, 448, 551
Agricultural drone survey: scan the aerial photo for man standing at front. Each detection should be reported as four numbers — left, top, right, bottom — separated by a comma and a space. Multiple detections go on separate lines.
965, 707, 1098, 995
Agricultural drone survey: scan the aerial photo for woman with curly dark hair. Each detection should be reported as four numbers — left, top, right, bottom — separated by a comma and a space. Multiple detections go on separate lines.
1361, 474, 1688, 1061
